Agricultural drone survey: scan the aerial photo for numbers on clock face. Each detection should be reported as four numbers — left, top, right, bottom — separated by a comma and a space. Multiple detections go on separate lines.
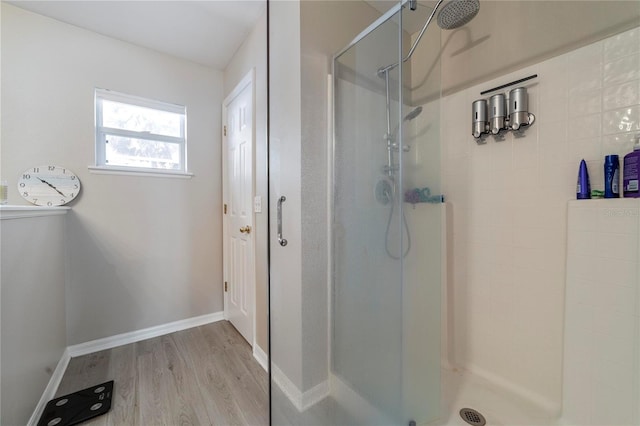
17, 165, 81, 206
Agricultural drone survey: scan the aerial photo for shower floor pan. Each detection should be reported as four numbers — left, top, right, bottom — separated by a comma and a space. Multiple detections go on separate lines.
432, 368, 558, 426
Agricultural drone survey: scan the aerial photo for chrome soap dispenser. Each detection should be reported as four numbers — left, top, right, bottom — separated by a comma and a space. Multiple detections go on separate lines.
508, 87, 535, 130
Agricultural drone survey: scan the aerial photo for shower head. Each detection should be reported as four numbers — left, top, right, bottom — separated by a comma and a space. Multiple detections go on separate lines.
437, 0, 480, 30
404, 106, 423, 121
377, 0, 480, 76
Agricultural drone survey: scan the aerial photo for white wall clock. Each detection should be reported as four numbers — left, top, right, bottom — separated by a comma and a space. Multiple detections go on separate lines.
17, 165, 81, 206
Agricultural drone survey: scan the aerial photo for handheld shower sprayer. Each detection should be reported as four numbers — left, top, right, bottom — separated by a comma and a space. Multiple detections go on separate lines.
378, 0, 479, 259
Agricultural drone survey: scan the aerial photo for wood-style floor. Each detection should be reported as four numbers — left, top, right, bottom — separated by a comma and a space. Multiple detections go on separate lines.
55, 321, 269, 426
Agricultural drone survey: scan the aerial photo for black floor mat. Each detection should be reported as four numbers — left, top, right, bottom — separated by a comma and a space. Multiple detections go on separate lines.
38, 380, 113, 426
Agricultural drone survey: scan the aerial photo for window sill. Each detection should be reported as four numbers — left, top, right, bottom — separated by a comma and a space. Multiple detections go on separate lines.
88, 166, 194, 179
0, 205, 70, 220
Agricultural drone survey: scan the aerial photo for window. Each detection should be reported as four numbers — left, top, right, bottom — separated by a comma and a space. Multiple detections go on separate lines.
95, 89, 187, 173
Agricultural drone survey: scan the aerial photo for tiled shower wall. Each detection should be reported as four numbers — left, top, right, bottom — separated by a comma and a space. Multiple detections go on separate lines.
564, 199, 639, 425
441, 26, 640, 412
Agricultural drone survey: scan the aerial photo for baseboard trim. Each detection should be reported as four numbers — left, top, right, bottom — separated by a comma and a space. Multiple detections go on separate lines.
253, 344, 269, 373
301, 380, 329, 411
67, 311, 224, 357
270, 363, 329, 412
271, 363, 302, 410
27, 348, 71, 426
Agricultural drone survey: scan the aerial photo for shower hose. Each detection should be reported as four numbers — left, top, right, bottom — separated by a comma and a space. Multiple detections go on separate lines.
384, 182, 411, 259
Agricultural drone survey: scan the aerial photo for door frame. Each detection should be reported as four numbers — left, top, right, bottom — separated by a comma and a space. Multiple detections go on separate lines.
222, 68, 257, 347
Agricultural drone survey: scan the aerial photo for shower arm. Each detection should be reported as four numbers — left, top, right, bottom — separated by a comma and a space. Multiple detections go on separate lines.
377, 0, 445, 77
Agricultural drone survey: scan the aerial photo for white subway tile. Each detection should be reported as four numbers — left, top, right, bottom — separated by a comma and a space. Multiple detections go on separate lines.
491, 140, 513, 170
568, 137, 602, 164
513, 138, 539, 169
602, 80, 640, 111
602, 132, 637, 158
568, 205, 597, 231
568, 45, 604, 99
591, 381, 635, 426
594, 257, 638, 288
602, 105, 640, 134
564, 302, 596, 351
570, 40, 604, 64
566, 276, 596, 306
493, 242, 515, 267
540, 160, 571, 189
596, 231, 638, 261
592, 282, 637, 317
513, 226, 543, 249
570, 113, 602, 140
592, 307, 636, 342
592, 331, 636, 369
540, 143, 570, 176
538, 120, 568, 146
562, 360, 594, 425
566, 254, 599, 281
604, 26, 640, 62
593, 357, 635, 395
538, 55, 569, 100
604, 53, 640, 87
586, 159, 605, 191
538, 195, 571, 229
542, 242, 568, 274
567, 230, 597, 257
538, 95, 568, 124
596, 204, 639, 234
569, 88, 602, 117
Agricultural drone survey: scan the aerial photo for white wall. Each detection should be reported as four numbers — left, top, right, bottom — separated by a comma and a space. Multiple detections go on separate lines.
223, 11, 268, 354
269, 0, 304, 392
268, 0, 383, 401
440, 25, 640, 414
1, 4, 224, 345
1, 213, 67, 426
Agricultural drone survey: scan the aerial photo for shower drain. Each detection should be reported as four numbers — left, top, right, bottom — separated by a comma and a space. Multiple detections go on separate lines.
459, 408, 486, 426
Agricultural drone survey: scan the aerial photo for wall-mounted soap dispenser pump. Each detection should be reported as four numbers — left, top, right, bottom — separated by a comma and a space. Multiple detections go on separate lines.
472, 99, 488, 138
489, 93, 507, 134
508, 87, 535, 130
471, 75, 537, 142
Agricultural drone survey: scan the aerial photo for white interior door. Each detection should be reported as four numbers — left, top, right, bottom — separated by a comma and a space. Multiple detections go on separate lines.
223, 71, 254, 345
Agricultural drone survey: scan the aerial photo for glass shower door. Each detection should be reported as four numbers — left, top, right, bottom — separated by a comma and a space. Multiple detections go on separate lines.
269, 0, 442, 424
331, 6, 406, 424
332, 1, 442, 424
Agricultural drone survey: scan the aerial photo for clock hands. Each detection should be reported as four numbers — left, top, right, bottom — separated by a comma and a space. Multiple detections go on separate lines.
37, 177, 66, 197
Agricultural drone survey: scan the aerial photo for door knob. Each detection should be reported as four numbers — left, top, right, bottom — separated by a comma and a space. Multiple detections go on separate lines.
239, 225, 252, 234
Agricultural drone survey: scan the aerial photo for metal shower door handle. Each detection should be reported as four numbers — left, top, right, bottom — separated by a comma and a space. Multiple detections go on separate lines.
277, 196, 288, 247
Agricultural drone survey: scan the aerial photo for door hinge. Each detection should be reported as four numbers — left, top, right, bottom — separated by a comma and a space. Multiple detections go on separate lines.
224, 281, 228, 292
224, 203, 227, 214
223, 125, 227, 137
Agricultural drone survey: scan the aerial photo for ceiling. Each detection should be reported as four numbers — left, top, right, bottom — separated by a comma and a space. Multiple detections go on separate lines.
6, 0, 266, 70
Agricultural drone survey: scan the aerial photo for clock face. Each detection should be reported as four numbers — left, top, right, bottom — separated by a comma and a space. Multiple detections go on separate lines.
17, 166, 81, 206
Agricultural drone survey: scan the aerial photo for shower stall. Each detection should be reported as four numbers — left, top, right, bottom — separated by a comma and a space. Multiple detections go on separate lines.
269, 0, 461, 424
269, 1, 640, 425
